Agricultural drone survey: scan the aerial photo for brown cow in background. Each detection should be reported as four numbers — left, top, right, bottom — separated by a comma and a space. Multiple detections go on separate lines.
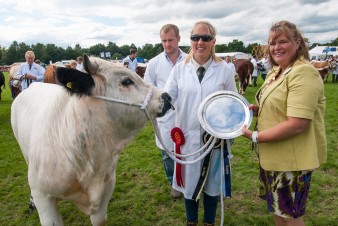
234, 59, 254, 95
44, 62, 65, 84
311, 60, 332, 82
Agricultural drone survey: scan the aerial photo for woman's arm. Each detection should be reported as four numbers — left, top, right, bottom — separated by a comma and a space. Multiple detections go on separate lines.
242, 116, 311, 143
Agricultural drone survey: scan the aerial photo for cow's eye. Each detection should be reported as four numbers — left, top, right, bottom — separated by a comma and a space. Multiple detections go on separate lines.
121, 78, 134, 86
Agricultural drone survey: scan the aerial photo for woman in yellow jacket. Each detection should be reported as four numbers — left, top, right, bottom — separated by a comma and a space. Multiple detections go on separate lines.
242, 20, 327, 226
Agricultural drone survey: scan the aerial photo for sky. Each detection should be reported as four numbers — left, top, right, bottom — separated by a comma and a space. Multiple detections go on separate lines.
1, 0, 338, 50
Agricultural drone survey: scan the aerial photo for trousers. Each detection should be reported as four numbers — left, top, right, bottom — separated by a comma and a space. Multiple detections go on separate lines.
161, 149, 174, 185
184, 192, 218, 224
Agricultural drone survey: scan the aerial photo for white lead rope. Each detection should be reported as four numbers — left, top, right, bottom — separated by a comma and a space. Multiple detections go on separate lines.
94, 87, 153, 120
152, 119, 233, 226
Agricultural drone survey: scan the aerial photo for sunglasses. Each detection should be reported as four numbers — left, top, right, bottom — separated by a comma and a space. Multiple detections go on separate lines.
190, 35, 214, 42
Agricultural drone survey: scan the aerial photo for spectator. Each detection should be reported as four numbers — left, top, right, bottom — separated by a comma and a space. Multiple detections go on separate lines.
35, 59, 46, 74
242, 20, 327, 226
164, 21, 237, 226
123, 61, 129, 68
17, 51, 45, 91
144, 24, 187, 199
122, 48, 138, 71
331, 55, 338, 83
250, 55, 258, 86
258, 54, 269, 81
76, 56, 83, 71
69, 60, 78, 69
225, 55, 236, 78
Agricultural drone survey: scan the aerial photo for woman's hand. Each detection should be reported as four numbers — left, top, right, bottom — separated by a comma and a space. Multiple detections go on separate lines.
249, 104, 259, 117
242, 124, 252, 140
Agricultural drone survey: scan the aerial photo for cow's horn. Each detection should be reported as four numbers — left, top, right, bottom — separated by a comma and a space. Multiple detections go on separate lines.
83, 53, 99, 74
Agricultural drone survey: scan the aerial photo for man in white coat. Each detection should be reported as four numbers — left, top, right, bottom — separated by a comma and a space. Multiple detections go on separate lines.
17, 51, 45, 91
144, 24, 187, 198
164, 21, 237, 226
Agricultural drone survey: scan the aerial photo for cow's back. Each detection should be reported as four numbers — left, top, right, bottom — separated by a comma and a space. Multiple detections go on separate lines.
11, 83, 66, 162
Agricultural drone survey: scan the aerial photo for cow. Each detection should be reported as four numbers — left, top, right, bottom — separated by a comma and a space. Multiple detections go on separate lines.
44, 62, 65, 84
311, 60, 331, 82
136, 63, 147, 78
11, 54, 173, 226
8, 64, 22, 99
0, 70, 5, 99
233, 59, 254, 95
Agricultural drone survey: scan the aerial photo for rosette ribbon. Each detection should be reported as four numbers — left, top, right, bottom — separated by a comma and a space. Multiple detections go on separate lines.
171, 127, 185, 187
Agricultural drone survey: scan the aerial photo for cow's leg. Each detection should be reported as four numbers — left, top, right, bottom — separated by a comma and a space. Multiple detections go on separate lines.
90, 170, 116, 226
31, 190, 64, 226
238, 82, 243, 94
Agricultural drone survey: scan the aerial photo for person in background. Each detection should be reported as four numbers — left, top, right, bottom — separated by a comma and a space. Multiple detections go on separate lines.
242, 20, 326, 226
123, 61, 129, 68
17, 51, 45, 91
330, 55, 338, 83
258, 54, 269, 81
69, 60, 78, 69
144, 24, 187, 199
76, 56, 83, 71
164, 21, 237, 226
250, 55, 258, 86
35, 59, 46, 74
225, 55, 236, 78
122, 48, 138, 72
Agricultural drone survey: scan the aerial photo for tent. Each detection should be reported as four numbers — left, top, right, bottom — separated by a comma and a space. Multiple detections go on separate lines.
215, 52, 251, 60
309, 46, 338, 60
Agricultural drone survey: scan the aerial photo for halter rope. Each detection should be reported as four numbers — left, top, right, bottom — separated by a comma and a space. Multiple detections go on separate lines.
94, 87, 153, 120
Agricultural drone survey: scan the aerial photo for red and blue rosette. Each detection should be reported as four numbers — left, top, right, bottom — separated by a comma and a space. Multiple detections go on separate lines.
171, 127, 185, 187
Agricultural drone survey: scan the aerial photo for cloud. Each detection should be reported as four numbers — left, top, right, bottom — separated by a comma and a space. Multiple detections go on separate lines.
1, 0, 338, 49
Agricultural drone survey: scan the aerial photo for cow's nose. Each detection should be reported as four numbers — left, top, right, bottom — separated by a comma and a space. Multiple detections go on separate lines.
157, 92, 174, 117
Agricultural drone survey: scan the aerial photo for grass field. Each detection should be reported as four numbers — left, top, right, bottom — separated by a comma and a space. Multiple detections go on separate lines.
0, 72, 337, 226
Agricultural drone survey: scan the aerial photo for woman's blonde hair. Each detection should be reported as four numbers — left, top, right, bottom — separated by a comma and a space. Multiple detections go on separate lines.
185, 21, 222, 64
267, 20, 309, 67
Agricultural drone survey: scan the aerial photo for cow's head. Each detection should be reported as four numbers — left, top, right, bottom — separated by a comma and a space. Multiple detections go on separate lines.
56, 54, 172, 120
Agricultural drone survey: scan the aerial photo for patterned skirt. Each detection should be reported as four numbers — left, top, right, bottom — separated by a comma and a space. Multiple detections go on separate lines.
259, 166, 312, 219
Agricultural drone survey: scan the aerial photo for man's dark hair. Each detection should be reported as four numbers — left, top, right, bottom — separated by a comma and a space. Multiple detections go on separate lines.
130, 49, 137, 54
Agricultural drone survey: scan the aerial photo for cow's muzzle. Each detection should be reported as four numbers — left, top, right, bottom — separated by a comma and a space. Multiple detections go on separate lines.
157, 92, 174, 117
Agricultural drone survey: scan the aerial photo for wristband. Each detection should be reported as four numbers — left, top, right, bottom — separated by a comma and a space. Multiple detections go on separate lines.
252, 131, 259, 143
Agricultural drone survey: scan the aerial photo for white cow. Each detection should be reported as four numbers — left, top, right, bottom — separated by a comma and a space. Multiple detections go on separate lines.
11, 54, 172, 226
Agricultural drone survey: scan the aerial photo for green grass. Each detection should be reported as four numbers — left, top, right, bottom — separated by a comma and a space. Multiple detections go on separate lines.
0, 72, 337, 225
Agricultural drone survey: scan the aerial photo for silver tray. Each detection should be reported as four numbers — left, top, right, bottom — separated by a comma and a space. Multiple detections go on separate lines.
198, 91, 252, 139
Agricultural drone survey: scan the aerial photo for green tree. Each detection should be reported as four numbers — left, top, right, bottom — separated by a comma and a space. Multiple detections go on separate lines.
227, 39, 246, 52
32, 43, 45, 62
120, 45, 131, 58
88, 43, 107, 58
107, 42, 121, 58
3, 41, 29, 64
215, 44, 228, 53
42, 44, 62, 64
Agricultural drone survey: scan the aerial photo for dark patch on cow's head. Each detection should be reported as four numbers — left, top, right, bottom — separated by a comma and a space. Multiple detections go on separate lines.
56, 67, 95, 96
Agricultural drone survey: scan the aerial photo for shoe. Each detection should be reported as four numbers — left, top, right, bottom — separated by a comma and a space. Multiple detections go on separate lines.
171, 188, 182, 199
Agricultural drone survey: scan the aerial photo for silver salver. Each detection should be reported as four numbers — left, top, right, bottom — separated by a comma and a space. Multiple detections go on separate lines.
198, 91, 252, 139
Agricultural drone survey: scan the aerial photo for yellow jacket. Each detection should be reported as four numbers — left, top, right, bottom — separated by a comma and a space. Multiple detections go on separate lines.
256, 57, 327, 171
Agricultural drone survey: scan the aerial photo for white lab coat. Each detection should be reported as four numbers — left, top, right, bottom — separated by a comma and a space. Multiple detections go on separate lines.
164, 59, 238, 199
144, 50, 187, 150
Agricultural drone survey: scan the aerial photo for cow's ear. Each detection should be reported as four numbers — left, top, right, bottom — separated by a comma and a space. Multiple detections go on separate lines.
83, 53, 99, 74
56, 67, 95, 96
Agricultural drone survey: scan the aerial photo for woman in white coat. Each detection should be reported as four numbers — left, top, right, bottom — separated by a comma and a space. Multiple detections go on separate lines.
164, 21, 237, 226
